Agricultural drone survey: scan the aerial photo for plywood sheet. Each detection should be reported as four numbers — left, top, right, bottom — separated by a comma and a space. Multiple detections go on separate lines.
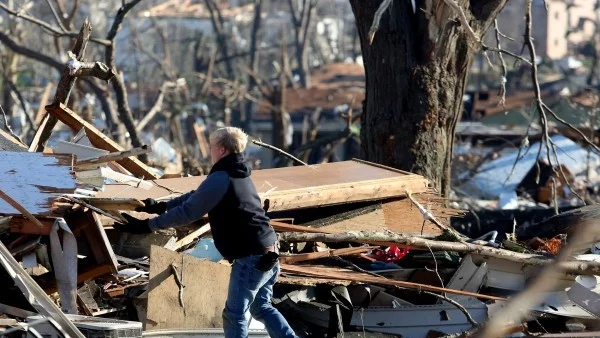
146, 246, 231, 330
383, 199, 442, 236
0, 152, 77, 215
97, 160, 429, 212
321, 207, 386, 233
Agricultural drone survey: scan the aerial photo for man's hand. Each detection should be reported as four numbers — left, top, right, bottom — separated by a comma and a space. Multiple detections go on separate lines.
113, 214, 152, 234
135, 198, 167, 215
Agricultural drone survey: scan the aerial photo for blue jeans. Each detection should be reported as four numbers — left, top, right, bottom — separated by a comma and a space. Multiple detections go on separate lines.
223, 255, 297, 338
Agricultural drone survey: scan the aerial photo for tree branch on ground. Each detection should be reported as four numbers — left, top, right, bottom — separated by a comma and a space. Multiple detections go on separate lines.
279, 230, 600, 275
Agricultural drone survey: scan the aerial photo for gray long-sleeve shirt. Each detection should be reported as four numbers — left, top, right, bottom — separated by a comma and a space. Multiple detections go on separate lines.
148, 171, 229, 230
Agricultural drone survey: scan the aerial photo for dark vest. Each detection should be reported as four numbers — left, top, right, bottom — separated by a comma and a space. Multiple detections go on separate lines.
208, 153, 276, 260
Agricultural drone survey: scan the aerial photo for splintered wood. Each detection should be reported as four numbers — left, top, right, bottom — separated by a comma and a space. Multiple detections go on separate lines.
0, 152, 77, 215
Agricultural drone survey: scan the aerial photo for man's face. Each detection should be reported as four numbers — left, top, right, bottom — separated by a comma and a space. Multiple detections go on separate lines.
210, 141, 227, 164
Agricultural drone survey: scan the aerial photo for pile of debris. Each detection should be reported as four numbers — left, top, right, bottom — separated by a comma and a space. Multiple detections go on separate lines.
2, 110, 600, 337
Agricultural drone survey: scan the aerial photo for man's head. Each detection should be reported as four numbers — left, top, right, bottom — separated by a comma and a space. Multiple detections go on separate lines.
209, 127, 248, 164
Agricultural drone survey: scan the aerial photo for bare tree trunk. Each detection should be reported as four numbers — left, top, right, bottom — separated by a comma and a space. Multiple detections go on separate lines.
245, 0, 263, 133
287, 0, 315, 88
350, 0, 507, 196
271, 31, 290, 152
205, 0, 234, 79
105, 0, 145, 160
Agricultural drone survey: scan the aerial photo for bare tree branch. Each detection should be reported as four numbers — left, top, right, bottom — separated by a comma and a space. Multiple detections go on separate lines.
0, 2, 110, 45
105, 0, 145, 154
205, 0, 234, 79
251, 140, 309, 166
481, 45, 532, 65
44, 0, 68, 33
494, 20, 508, 106
367, 0, 392, 44
0, 29, 116, 131
442, 0, 479, 43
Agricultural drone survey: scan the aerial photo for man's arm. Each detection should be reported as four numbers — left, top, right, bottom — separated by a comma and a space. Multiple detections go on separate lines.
166, 190, 195, 210
149, 171, 229, 230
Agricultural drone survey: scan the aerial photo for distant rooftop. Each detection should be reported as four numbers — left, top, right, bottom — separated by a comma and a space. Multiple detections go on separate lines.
257, 63, 365, 118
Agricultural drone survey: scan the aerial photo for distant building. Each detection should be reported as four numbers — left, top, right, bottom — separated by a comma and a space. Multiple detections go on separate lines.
491, 0, 599, 60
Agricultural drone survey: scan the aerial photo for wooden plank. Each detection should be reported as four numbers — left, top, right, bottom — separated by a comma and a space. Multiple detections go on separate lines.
46, 103, 159, 179
382, 198, 443, 236
146, 246, 231, 330
75, 145, 152, 167
0, 153, 77, 216
319, 206, 387, 234
280, 264, 505, 301
76, 264, 113, 284
193, 123, 210, 159
9, 217, 56, 235
85, 198, 144, 211
34, 83, 53, 126
280, 247, 375, 264
96, 160, 429, 212
172, 224, 211, 251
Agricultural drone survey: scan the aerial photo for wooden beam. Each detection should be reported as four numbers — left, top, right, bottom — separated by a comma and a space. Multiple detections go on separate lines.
85, 198, 144, 211
172, 223, 211, 251
280, 247, 375, 264
263, 175, 428, 212
193, 123, 210, 159
45, 103, 159, 179
280, 264, 505, 301
34, 83, 53, 127
75, 145, 152, 168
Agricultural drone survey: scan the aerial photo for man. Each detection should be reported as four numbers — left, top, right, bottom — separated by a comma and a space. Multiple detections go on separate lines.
114, 127, 297, 338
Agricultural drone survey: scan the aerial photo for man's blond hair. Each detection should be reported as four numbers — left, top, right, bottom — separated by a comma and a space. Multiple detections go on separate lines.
210, 127, 248, 154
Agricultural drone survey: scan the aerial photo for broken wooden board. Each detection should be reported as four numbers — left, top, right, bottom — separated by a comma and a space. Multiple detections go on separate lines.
97, 159, 430, 212
84, 198, 144, 211
0, 152, 77, 215
279, 247, 375, 264
146, 246, 231, 330
46, 103, 159, 179
280, 264, 505, 301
